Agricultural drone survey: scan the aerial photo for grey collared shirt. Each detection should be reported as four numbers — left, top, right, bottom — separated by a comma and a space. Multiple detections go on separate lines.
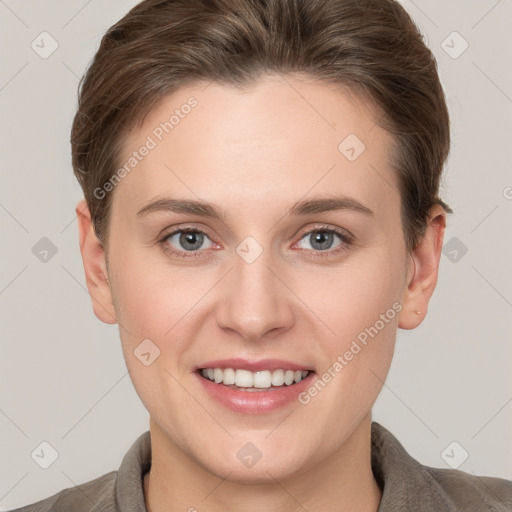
9, 422, 512, 512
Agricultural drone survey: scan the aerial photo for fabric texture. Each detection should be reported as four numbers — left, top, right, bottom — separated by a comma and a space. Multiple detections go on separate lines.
9, 421, 512, 512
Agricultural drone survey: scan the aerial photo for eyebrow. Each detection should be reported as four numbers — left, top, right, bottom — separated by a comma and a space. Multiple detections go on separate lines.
136, 196, 374, 220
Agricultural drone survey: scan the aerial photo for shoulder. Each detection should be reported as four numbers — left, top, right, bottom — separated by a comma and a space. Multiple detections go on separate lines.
8, 430, 151, 512
422, 464, 512, 511
371, 421, 512, 511
7, 470, 118, 512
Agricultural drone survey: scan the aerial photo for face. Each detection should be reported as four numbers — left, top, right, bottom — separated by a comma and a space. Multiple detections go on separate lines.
80, 74, 435, 483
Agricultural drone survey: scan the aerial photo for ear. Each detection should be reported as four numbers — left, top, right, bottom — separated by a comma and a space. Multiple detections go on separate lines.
398, 204, 446, 330
76, 199, 117, 325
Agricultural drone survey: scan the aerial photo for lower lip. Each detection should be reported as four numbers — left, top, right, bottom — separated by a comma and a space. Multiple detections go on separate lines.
195, 371, 315, 414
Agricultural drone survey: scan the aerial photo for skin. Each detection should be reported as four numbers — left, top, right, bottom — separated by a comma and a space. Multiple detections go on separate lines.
77, 74, 446, 512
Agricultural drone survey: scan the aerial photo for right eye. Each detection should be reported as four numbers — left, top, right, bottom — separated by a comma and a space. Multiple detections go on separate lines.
159, 228, 215, 258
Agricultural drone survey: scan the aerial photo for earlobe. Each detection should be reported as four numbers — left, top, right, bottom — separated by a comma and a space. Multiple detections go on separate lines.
398, 204, 446, 330
76, 199, 118, 325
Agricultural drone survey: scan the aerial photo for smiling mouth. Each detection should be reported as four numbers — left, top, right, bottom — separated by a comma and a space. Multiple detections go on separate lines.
198, 367, 313, 391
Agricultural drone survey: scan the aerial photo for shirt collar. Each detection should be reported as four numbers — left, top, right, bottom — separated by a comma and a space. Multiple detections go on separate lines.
116, 429, 151, 511
371, 421, 442, 511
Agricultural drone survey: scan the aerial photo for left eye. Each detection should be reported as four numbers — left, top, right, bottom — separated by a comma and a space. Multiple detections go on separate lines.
296, 230, 345, 251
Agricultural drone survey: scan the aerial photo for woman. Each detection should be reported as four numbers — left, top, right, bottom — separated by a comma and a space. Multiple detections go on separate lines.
11, 0, 512, 510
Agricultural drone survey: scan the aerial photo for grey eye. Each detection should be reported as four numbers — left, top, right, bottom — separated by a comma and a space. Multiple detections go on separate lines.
166, 230, 213, 252
297, 230, 342, 251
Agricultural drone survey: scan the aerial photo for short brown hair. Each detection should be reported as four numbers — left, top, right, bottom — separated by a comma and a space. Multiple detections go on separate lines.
71, 0, 452, 252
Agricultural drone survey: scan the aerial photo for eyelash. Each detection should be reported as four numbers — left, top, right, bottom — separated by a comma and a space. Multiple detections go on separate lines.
157, 224, 353, 260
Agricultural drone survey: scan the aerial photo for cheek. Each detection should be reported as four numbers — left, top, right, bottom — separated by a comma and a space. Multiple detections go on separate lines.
110, 259, 195, 417
108, 247, 210, 397
297, 250, 402, 402
301, 250, 404, 342
110, 248, 196, 338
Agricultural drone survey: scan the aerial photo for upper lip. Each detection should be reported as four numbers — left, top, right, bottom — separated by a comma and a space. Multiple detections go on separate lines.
194, 358, 314, 373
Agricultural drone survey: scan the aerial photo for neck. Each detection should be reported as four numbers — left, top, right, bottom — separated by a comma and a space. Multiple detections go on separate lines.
144, 414, 382, 512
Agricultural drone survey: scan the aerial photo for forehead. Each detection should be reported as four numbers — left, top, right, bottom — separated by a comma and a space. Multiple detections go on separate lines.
113, 74, 400, 224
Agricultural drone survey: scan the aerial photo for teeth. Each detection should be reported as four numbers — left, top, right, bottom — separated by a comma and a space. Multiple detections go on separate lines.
201, 367, 311, 388
235, 369, 254, 387
271, 369, 285, 386
213, 368, 223, 384
223, 368, 235, 385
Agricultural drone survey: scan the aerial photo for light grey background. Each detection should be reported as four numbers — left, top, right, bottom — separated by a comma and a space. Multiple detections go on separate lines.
1, 0, 511, 509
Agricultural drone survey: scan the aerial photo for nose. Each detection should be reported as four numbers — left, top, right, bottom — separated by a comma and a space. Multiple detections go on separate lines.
215, 243, 295, 343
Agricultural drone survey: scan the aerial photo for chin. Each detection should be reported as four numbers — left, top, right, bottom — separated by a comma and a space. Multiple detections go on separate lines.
207, 458, 303, 485
195, 441, 312, 485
